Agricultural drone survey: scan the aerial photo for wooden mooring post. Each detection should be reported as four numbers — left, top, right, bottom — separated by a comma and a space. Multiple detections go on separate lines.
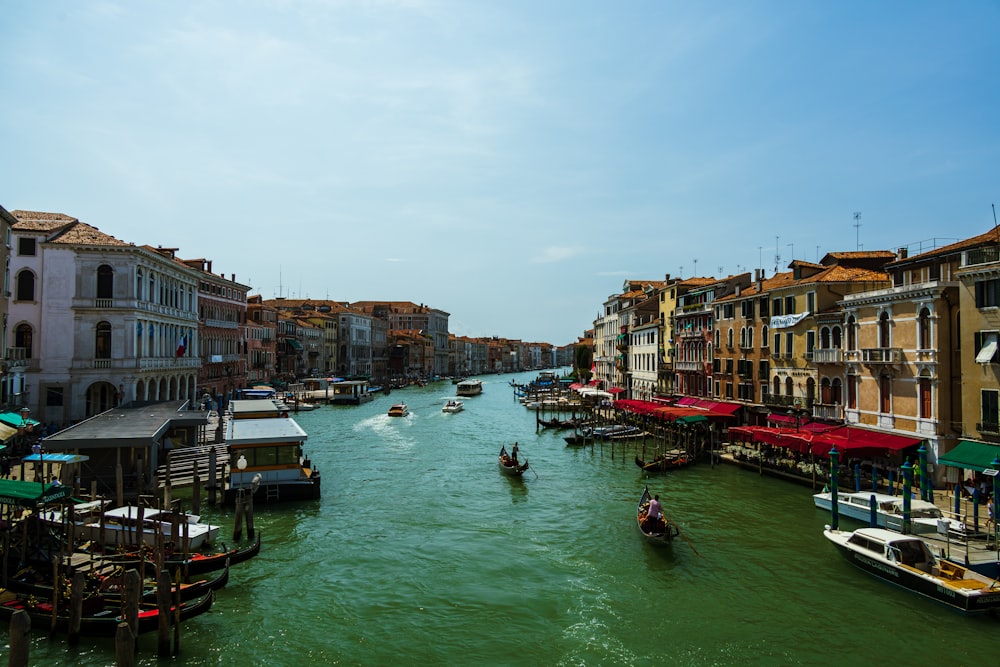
8, 609, 30, 667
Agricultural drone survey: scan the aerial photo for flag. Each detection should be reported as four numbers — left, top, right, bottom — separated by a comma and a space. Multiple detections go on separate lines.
176, 335, 187, 357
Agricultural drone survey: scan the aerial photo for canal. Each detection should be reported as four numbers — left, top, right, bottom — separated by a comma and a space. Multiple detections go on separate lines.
16, 370, 998, 665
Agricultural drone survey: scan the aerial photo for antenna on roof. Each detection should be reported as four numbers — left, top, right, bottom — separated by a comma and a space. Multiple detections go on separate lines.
774, 236, 780, 273
853, 211, 861, 250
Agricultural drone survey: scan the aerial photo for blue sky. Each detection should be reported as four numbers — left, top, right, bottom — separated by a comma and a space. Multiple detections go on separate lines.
3, 1, 998, 346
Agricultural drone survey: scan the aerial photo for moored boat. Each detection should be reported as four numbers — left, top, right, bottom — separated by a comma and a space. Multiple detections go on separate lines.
635, 453, 694, 472
823, 526, 1000, 614
812, 491, 966, 536
498, 445, 529, 476
0, 589, 215, 637
82, 505, 221, 551
637, 485, 679, 546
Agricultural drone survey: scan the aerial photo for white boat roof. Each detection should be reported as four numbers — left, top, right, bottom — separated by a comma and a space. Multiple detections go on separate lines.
851, 526, 926, 545
227, 416, 308, 444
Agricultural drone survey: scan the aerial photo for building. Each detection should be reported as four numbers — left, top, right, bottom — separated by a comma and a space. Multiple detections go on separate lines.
9, 210, 201, 423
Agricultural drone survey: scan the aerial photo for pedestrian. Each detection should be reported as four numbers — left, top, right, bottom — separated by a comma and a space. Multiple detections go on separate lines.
0, 456, 9, 479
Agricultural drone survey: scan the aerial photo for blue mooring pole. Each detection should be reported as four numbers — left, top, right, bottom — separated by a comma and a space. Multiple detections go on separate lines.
901, 459, 913, 535
888, 469, 895, 495
918, 444, 929, 502
830, 447, 840, 531
954, 484, 961, 518
869, 493, 877, 528
854, 462, 861, 492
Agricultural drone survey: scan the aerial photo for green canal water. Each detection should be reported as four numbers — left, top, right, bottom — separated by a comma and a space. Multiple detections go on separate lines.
12, 370, 999, 666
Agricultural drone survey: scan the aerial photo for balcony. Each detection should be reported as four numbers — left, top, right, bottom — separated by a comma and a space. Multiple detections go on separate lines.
977, 422, 1000, 435
812, 348, 843, 364
675, 360, 705, 372
812, 403, 843, 421
964, 246, 1000, 267
861, 348, 902, 365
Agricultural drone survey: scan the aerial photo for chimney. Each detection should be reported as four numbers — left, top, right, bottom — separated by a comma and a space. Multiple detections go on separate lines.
897, 247, 908, 260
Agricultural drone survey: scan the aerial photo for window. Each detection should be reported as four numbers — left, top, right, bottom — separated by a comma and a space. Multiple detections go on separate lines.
46, 387, 64, 407
723, 303, 735, 319
772, 376, 781, 396
727, 328, 734, 348
95, 321, 112, 359
806, 292, 816, 314
806, 331, 815, 359
982, 390, 999, 431
975, 278, 1000, 308
917, 308, 931, 350
846, 315, 857, 350
847, 373, 858, 409
97, 265, 114, 299
759, 297, 769, 318
785, 376, 793, 396
747, 326, 754, 349
741, 300, 754, 318
974, 331, 999, 364
15, 323, 33, 358
15, 270, 34, 301
774, 331, 781, 355
879, 375, 891, 413
772, 298, 783, 316
878, 312, 891, 348
785, 331, 793, 358
761, 325, 768, 347
785, 295, 796, 315
919, 377, 932, 419
17, 237, 36, 256
832, 326, 842, 349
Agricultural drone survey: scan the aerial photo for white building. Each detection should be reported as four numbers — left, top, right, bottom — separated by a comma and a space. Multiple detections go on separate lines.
9, 210, 201, 424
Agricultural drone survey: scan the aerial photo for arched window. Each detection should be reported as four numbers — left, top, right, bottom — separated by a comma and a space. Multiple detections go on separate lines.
97, 264, 114, 299
820, 326, 831, 349
806, 377, 816, 405
714, 329, 720, 348
136, 268, 144, 300
761, 325, 768, 347
15, 269, 34, 301
846, 316, 857, 350
747, 326, 754, 349
727, 328, 734, 348
919, 375, 932, 419
832, 326, 842, 349
785, 376, 794, 397
832, 378, 843, 405
740, 327, 746, 348
847, 373, 857, 409
821, 378, 832, 404
15, 323, 32, 358
918, 307, 931, 350
95, 321, 112, 359
878, 312, 891, 348
772, 376, 781, 396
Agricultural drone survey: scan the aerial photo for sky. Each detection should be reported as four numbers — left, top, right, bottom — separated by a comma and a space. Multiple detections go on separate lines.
2, 1, 999, 346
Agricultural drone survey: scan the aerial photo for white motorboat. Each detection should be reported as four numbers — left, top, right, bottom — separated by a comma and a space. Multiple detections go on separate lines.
824, 526, 1000, 614
442, 399, 464, 413
387, 403, 409, 417
813, 490, 966, 536
83, 505, 221, 551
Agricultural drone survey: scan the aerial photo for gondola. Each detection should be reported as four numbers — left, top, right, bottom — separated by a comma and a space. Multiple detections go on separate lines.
635, 453, 694, 472
0, 589, 214, 637
498, 445, 529, 477
107, 530, 261, 576
637, 485, 679, 546
6, 560, 229, 604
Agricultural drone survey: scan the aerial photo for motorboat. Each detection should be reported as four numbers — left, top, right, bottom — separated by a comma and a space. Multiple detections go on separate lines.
813, 490, 966, 536
442, 399, 464, 413
82, 505, 221, 551
387, 403, 409, 417
456, 379, 484, 397
823, 526, 1000, 614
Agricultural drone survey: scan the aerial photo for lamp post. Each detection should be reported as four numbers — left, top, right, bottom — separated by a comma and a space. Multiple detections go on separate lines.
236, 454, 248, 497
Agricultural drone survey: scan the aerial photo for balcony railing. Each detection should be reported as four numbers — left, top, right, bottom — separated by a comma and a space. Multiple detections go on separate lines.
812, 403, 843, 421
964, 246, 1000, 267
861, 348, 902, 364
977, 422, 1000, 434
812, 348, 843, 364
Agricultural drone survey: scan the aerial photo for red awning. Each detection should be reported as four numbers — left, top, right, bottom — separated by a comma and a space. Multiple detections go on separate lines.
607, 387, 625, 394
708, 402, 742, 416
